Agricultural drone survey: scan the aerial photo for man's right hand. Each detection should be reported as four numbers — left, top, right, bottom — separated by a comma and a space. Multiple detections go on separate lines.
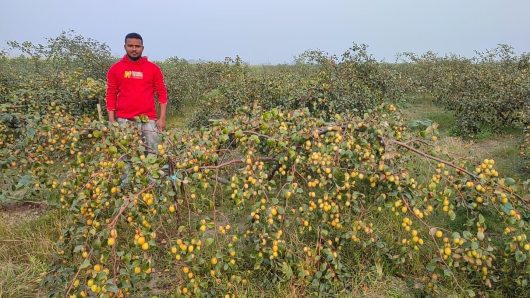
108, 110, 116, 123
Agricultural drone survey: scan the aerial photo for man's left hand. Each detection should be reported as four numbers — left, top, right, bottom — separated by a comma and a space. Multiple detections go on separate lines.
156, 118, 166, 131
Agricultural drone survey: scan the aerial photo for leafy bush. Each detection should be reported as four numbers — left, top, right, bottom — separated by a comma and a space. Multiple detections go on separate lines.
400, 45, 530, 136
33, 103, 529, 297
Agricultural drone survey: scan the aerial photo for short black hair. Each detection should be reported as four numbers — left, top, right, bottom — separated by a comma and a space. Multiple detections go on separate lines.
125, 33, 143, 43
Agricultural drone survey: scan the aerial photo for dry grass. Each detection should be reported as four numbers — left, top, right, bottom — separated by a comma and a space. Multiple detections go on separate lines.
402, 95, 526, 180
0, 208, 64, 297
438, 135, 524, 178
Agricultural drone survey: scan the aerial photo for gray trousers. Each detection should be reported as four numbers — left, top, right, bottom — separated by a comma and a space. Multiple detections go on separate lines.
117, 118, 161, 187
117, 118, 160, 154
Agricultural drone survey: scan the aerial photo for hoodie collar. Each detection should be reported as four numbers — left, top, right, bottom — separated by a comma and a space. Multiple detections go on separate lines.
121, 55, 148, 64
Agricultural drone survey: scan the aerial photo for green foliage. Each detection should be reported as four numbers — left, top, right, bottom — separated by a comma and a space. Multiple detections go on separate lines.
160, 57, 226, 115
28, 102, 527, 297
187, 44, 412, 128
0, 32, 108, 204
6, 30, 114, 80
521, 125, 530, 174
399, 45, 530, 137
1, 33, 529, 297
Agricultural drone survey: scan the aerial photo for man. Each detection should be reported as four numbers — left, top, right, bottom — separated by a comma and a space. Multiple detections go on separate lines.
106, 32, 168, 152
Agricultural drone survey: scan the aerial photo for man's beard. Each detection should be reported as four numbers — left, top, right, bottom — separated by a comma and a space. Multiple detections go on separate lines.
127, 54, 141, 61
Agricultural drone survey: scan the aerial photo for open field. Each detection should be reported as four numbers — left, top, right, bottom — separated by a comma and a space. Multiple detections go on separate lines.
1, 33, 529, 297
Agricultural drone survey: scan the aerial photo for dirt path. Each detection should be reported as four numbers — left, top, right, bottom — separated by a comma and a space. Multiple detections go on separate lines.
0, 202, 48, 225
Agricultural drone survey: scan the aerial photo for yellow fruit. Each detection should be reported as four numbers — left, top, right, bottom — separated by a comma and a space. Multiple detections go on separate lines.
107, 238, 115, 246
211, 257, 218, 265
134, 267, 141, 274
91, 285, 99, 293
94, 264, 101, 272
435, 230, 443, 238
137, 236, 146, 245
141, 242, 149, 250
169, 205, 176, 213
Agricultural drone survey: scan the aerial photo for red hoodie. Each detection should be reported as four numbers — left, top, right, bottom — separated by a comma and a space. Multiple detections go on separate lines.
106, 55, 168, 120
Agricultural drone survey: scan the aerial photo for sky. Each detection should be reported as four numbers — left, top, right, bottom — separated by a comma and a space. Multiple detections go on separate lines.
1, 0, 529, 64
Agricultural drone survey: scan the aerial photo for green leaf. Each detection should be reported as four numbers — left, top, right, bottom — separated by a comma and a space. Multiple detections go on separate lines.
79, 259, 91, 270
375, 262, 383, 277
205, 238, 214, 246
443, 269, 453, 277
478, 214, 485, 224
409, 119, 433, 129
16, 175, 33, 189
515, 251, 527, 263
281, 262, 293, 279
105, 282, 119, 293
426, 262, 436, 272
501, 203, 513, 214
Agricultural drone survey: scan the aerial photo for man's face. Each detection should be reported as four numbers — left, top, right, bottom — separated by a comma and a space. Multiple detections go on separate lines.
124, 38, 144, 59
